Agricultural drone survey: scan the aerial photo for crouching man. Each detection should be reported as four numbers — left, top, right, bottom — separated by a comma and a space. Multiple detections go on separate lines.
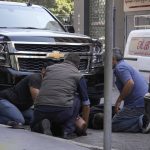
0, 65, 48, 127
31, 53, 90, 139
112, 48, 150, 133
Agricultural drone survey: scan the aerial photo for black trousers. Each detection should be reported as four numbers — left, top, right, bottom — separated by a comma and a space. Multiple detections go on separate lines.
31, 96, 81, 136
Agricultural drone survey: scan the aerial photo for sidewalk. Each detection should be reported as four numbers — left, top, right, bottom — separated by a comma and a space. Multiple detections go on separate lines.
0, 124, 150, 150
73, 129, 150, 150
0, 125, 92, 150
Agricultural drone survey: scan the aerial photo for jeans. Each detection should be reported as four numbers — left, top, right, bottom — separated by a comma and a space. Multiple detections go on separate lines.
0, 99, 33, 124
112, 107, 144, 133
31, 96, 81, 135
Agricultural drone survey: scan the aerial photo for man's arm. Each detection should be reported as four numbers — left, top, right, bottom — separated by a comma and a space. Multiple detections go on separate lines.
115, 79, 134, 113
78, 77, 90, 127
82, 105, 90, 127
29, 87, 40, 102
28, 74, 42, 102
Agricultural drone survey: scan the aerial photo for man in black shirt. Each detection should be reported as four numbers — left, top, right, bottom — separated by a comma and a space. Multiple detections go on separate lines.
0, 65, 47, 126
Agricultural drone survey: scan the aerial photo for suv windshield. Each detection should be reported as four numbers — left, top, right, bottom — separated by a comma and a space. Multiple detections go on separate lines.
0, 4, 65, 32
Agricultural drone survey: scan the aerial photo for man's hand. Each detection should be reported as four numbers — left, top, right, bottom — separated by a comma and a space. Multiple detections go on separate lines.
30, 87, 39, 102
115, 79, 134, 113
115, 97, 122, 113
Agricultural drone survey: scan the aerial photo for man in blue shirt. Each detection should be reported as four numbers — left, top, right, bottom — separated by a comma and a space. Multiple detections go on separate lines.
112, 48, 150, 133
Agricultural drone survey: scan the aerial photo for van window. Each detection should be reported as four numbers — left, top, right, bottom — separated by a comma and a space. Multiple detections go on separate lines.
129, 37, 150, 56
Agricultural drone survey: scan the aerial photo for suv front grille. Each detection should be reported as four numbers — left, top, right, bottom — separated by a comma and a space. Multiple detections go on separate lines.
18, 58, 88, 72
55, 37, 92, 43
15, 44, 90, 53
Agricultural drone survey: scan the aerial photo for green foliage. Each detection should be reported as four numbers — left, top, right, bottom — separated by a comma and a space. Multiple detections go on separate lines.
8, 0, 74, 15
9, 0, 25, 2
50, 0, 74, 15
31, 0, 55, 8
8, 0, 55, 8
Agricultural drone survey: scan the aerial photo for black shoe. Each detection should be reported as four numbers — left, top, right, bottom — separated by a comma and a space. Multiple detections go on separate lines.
7, 121, 24, 129
142, 115, 150, 133
63, 132, 77, 139
143, 93, 150, 133
41, 119, 52, 135
144, 93, 150, 120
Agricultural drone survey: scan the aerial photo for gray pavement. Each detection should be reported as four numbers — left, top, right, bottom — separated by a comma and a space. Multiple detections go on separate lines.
73, 129, 150, 150
1, 124, 150, 150
0, 125, 92, 150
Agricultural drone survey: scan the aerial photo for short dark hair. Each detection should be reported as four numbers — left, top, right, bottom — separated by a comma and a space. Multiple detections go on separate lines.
113, 47, 123, 61
42, 61, 54, 69
64, 52, 80, 67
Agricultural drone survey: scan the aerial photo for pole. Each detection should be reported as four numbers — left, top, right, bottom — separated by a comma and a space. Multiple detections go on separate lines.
104, 0, 113, 149
113, 4, 116, 87
113, 6, 116, 48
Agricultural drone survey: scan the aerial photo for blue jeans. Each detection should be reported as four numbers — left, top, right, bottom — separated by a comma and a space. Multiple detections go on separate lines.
31, 96, 81, 135
0, 99, 33, 124
112, 107, 144, 133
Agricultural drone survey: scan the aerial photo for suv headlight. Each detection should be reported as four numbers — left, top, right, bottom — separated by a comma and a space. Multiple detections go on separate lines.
91, 39, 104, 68
0, 37, 10, 66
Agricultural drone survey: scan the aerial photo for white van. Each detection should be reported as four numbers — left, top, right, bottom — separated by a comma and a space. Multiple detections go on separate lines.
124, 29, 150, 83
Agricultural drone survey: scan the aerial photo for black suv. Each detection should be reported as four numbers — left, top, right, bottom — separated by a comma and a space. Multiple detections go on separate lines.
0, 1, 104, 105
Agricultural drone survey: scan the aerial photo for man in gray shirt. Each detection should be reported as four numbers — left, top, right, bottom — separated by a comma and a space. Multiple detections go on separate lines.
31, 53, 90, 139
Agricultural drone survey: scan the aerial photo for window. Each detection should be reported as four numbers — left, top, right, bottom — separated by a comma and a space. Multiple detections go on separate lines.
134, 15, 150, 29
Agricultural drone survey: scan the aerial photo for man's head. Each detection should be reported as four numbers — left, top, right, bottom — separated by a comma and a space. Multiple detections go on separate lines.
64, 52, 80, 68
112, 48, 123, 68
41, 62, 54, 76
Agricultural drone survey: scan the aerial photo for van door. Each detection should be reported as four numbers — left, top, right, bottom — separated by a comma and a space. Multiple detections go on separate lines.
124, 36, 150, 82
137, 56, 150, 81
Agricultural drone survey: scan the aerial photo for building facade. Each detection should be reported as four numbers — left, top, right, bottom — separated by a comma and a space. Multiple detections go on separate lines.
74, 0, 124, 49
74, 0, 150, 51
124, 0, 150, 39
74, 0, 105, 39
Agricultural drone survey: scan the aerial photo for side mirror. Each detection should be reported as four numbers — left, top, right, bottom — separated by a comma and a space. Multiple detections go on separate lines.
64, 25, 75, 33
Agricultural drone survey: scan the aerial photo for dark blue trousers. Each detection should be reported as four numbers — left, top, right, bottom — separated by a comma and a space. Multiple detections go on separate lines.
31, 96, 81, 135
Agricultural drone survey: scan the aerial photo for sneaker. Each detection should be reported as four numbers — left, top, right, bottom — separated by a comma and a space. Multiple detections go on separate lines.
142, 115, 150, 134
41, 119, 52, 135
7, 121, 24, 129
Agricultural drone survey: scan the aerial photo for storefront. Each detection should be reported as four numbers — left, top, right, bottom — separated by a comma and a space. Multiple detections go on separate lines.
124, 0, 150, 40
